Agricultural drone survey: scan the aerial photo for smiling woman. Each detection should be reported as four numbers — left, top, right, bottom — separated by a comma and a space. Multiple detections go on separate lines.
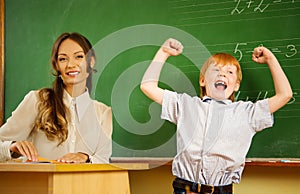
56, 38, 93, 97
0, 32, 113, 164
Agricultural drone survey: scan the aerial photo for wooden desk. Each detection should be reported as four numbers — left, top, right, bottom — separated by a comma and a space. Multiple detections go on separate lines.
0, 162, 148, 194
113, 157, 300, 167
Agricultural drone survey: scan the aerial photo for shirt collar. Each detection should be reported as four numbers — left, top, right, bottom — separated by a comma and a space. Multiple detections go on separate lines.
63, 89, 92, 122
202, 96, 232, 105
202, 96, 212, 103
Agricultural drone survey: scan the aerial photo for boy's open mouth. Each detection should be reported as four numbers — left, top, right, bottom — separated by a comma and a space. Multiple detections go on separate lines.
214, 81, 227, 90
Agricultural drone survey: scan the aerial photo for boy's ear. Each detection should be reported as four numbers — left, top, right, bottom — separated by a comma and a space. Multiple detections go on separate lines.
234, 82, 240, 92
199, 76, 205, 86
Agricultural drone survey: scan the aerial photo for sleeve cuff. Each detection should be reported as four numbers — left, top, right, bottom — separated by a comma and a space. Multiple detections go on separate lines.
0, 141, 13, 162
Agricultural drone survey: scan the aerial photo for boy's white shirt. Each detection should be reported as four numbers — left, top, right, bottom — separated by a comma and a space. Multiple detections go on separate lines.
161, 90, 273, 185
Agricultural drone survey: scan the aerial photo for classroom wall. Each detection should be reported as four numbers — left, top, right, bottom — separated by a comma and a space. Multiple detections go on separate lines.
129, 165, 300, 194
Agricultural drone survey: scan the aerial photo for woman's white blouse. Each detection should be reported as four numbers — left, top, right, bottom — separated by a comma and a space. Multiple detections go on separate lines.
0, 90, 112, 163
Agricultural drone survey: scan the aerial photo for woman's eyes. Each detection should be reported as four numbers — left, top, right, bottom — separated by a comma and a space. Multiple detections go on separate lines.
58, 57, 67, 62
75, 55, 84, 59
58, 55, 84, 62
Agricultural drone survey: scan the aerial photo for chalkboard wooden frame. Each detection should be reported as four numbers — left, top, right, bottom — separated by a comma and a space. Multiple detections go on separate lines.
0, 0, 4, 126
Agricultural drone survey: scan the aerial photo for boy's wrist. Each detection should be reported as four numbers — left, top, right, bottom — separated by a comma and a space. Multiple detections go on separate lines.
266, 57, 280, 68
156, 48, 170, 61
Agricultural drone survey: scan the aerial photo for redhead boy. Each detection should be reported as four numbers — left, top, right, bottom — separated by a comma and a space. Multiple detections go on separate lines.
140, 38, 292, 194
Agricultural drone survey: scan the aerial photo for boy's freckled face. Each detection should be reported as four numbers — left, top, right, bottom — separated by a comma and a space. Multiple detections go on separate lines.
200, 64, 240, 100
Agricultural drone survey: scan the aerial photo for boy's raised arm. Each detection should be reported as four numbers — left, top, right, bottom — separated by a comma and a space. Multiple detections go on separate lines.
140, 38, 183, 105
252, 47, 292, 113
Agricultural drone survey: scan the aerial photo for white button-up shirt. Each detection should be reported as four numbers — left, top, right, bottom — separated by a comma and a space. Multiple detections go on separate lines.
0, 90, 112, 163
161, 90, 273, 185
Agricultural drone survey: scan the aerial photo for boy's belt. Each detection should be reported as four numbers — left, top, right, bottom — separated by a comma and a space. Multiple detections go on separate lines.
173, 177, 232, 194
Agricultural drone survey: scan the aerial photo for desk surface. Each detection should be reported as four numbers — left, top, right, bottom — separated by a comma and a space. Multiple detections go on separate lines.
111, 157, 300, 167
0, 162, 149, 172
1, 157, 300, 172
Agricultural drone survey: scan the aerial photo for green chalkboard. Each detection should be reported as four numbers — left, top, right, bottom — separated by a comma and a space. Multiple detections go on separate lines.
4, 0, 300, 158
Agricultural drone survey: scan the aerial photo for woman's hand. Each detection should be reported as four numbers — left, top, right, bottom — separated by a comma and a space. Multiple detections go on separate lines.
10, 141, 38, 161
57, 152, 89, 163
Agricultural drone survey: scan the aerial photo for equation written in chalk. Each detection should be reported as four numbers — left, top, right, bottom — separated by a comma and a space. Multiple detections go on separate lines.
231, 0, 295, 15
233, 42, 298, 61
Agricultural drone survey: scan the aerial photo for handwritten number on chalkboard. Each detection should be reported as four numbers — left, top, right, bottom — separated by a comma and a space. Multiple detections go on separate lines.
231, 0, 245, 15
254, 0, 270, 12
286, 45, 297, 58
234, 43, 247, 61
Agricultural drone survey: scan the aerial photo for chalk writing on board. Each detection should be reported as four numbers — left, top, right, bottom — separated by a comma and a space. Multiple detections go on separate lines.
286, 45, 297, 58
231, 0, 295, 15
234, 42, 298, 61
235, 90, 297, 105
288, 92, 297, 104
